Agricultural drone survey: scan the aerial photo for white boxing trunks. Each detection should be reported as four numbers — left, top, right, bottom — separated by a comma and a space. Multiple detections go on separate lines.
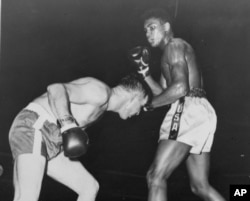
159, 89, 217, 154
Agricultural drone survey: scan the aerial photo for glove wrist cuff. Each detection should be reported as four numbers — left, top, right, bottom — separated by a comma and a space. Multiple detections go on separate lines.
57, 115, 76, 126
144, 69, 151, 78
138, 67, 151, 79
60, 123, 78, 133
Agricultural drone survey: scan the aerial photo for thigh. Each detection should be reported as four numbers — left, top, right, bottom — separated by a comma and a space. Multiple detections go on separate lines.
47, 152, 97, 194
150, 140, 191, 177
186, 152, 210, 183
14, 154, 46, 200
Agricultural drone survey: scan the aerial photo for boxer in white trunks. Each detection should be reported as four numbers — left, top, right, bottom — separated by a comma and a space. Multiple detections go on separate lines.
129, 8, 226, 201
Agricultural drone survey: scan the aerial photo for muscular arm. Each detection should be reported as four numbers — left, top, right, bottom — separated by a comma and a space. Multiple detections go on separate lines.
47, 78, 107, 121
144, 75, 163, 95
151, 42, 189, 108
47, 78, 107, 158
47, 83, 71, 120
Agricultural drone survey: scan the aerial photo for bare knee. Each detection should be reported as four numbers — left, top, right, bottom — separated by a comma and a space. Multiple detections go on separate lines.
190, 179, 209, 196
147, 167, 168, 189
89, 179, 99, 195
77, 177, 99, 198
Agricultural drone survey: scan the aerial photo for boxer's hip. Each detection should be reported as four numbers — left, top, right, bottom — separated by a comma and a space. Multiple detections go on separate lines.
9, 103, 62, 160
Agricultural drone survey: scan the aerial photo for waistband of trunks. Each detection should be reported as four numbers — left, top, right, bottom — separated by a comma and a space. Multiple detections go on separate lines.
186, 88, 206, 98
25, 103, 57, 124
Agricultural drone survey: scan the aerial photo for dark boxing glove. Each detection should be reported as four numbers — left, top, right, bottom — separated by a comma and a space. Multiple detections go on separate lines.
128, 46, 151, 79
58, 117, 89, 158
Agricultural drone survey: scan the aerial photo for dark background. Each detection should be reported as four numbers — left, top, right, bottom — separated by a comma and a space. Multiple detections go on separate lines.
1, 0, 250, 200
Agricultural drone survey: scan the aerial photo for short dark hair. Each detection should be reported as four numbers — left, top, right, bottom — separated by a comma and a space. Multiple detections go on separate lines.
141, 8, 173, 25
118, 73, 152, 103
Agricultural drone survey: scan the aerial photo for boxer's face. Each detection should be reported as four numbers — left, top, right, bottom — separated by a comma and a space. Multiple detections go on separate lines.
119, 94, 148, 119
144, 18, 168, 47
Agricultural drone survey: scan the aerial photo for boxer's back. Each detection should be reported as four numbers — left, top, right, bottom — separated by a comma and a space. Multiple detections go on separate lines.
33, 77, 111, 128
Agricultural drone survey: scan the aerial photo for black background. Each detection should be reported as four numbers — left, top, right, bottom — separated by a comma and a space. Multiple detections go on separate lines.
1, 0, 250, 200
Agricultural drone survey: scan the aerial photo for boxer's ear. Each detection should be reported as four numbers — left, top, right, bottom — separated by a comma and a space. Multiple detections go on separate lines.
163, 22, 170, 32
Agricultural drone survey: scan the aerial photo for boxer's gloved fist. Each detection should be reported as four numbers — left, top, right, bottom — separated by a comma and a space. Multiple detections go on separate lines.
128, 46, 151, 79
58, 116, 89, 158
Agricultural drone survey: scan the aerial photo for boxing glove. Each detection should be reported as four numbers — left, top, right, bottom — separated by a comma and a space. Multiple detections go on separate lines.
59, 120, 89, 158
128, 46, 151, 79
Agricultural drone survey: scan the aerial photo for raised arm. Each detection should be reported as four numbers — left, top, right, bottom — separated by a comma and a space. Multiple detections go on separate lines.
128, 46, 163, 95
144, 75, 163, 96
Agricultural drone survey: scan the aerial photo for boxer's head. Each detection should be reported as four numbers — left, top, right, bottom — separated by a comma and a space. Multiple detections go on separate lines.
142, 8, 173, 25
114, 73, 152, 119
142, 8, 173, 48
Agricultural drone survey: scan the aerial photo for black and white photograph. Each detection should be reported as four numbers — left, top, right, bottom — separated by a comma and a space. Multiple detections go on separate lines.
0, 0, 250, 201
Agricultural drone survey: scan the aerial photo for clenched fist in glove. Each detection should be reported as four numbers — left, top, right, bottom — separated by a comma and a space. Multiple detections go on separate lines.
58, 115, 89, 158
128, 46, 151, 79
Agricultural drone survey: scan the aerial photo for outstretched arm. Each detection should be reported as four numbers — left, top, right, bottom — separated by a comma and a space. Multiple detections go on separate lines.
128, 46, 163, 95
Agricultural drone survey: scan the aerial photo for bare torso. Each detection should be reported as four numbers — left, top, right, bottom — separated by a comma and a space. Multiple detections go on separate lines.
33, 78, 110, 129
160, 38, 203, 90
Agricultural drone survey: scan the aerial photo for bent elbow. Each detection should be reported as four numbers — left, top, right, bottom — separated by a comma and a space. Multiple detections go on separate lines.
175, 83, 188, 97
47, 83, 65, 96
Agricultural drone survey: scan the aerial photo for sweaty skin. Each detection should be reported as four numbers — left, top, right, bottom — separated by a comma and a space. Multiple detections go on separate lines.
143, 16, 226, 201
34, 77, 110, 129
144, 18, 203, 107
9, 73, 150, 201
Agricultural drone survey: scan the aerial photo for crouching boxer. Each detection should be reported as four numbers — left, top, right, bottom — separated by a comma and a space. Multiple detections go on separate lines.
9, 73, 151, 201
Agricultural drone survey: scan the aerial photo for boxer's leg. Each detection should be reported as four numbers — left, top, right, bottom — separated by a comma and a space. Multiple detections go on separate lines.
47, 152, 99, 201
13, 154, 46, 201
186, 153, 226, 201
147, 140, 191, 201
